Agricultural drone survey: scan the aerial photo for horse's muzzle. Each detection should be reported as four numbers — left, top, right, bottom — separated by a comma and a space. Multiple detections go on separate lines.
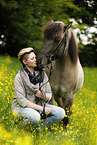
36, 61, 44, 69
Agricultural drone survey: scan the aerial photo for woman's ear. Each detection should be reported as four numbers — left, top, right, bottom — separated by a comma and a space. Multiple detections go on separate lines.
22, 59, 27, 65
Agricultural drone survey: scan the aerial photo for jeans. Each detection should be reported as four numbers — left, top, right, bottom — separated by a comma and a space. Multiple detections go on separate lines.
11, 104, 65, 130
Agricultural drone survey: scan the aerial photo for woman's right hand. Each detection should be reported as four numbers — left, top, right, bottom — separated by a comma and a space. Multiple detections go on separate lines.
45, 107, 51, 115
36, 90, 43, 99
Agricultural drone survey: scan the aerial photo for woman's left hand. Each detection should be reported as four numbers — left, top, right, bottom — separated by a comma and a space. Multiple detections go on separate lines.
45, 107, 52, 115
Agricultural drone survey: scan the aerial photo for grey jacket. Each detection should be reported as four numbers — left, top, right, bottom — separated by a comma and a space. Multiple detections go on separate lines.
11, 67, 52, 108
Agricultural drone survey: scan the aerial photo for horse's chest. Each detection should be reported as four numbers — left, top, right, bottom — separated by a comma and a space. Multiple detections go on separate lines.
50, 70, 76, 96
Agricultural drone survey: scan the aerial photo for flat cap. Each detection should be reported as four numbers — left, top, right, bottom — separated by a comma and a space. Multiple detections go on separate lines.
18, 47, 34, 62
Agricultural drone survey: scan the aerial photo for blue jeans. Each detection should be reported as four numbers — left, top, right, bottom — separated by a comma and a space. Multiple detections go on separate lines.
11, 104, 65, 130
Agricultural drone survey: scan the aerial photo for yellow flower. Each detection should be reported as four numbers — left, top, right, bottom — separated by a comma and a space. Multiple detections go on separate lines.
15, 119, 18, 122
9, 140, 13, 143
12, 110, 18, 116
6, 133, 13, 138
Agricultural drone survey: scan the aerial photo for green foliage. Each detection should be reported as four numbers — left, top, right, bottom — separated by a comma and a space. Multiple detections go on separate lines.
0, 0, 44, 55
0, 0, 97, 58
0, 55, 97, 145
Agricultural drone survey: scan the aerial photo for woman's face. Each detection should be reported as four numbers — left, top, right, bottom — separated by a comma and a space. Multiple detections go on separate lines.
24, 52, 37, 68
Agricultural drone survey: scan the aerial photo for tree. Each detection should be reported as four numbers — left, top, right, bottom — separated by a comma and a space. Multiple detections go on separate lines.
0, 0, 64, 55
0, 0, 97, 66
72, 0, 97, 66
0, 0, 43, 55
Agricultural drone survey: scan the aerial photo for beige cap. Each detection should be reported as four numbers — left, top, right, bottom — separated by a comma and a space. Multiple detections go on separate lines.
18, 47, 34, 61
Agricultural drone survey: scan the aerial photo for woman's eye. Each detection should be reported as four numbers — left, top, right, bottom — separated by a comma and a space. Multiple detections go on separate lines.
31, 57, 36, 60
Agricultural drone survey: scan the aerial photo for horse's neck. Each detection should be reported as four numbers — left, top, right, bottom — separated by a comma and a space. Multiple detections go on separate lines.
54, 53, 77, 70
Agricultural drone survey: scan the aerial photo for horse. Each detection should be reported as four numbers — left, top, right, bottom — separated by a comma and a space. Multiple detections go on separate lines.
37, 19, 84, 127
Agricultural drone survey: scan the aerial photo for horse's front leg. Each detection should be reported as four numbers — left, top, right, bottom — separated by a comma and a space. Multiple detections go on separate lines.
62, 94, 75, 128
54, 95, 63, 107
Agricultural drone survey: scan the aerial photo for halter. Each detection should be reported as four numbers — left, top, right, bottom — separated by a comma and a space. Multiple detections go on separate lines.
40, 31, 68, 63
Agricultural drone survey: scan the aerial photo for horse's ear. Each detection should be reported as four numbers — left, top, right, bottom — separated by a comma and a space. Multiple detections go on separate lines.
50, 17, 54, 22
64, 21, 73, 32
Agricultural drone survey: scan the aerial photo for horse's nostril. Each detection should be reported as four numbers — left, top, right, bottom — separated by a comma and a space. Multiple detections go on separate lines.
37, 59, 42, 65
39, 60, 41, 64
38, 61, 40, 64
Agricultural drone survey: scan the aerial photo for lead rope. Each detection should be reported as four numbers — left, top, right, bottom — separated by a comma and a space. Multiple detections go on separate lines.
39, 61, 53, 119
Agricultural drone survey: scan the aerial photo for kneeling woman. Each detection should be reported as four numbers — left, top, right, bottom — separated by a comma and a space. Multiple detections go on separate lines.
11, 47, 65, 131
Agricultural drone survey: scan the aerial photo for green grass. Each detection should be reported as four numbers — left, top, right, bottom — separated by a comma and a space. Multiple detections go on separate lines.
0, 55, 97, 145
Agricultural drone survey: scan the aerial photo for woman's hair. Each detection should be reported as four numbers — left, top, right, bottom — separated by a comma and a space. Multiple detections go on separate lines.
18, 47, 34, 64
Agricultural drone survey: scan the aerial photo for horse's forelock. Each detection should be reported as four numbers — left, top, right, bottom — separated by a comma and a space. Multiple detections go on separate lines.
42, 22, 62, 39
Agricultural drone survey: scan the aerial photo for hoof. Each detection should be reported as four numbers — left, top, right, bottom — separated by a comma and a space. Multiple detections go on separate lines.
61, 117, 69, 128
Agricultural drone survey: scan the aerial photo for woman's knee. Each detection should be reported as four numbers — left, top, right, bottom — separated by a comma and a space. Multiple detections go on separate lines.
12, 107, 41, 125
46, 104, 65, 120
56, 107, 65, 120
60, 107, 65, 119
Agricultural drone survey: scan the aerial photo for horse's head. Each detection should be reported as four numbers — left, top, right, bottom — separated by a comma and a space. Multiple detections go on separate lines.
37, 19, 72, 68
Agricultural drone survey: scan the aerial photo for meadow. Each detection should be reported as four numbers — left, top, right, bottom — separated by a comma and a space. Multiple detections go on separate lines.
0, 55, 97, 145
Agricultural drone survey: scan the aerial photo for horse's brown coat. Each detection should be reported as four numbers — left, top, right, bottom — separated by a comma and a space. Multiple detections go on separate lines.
37, 20, 84, 126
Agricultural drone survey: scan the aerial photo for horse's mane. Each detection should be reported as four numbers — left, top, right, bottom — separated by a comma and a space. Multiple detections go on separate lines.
43, 22, 78, 64
43, 22, 62, 39
68, 30, 78, 64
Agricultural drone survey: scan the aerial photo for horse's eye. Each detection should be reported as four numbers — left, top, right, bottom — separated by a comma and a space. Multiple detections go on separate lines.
54, 37, 60, 43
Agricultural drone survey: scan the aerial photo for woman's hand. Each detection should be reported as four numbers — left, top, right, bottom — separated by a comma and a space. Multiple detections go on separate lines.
45, 107, 51, 115
36, 90, 49, 101
36, 90, 43, 99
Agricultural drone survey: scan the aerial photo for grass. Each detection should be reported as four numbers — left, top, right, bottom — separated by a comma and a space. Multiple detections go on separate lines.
0, 55, 97, 145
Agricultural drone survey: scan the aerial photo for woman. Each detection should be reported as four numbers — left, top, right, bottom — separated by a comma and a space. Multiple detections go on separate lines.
11, 47, 65, 131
